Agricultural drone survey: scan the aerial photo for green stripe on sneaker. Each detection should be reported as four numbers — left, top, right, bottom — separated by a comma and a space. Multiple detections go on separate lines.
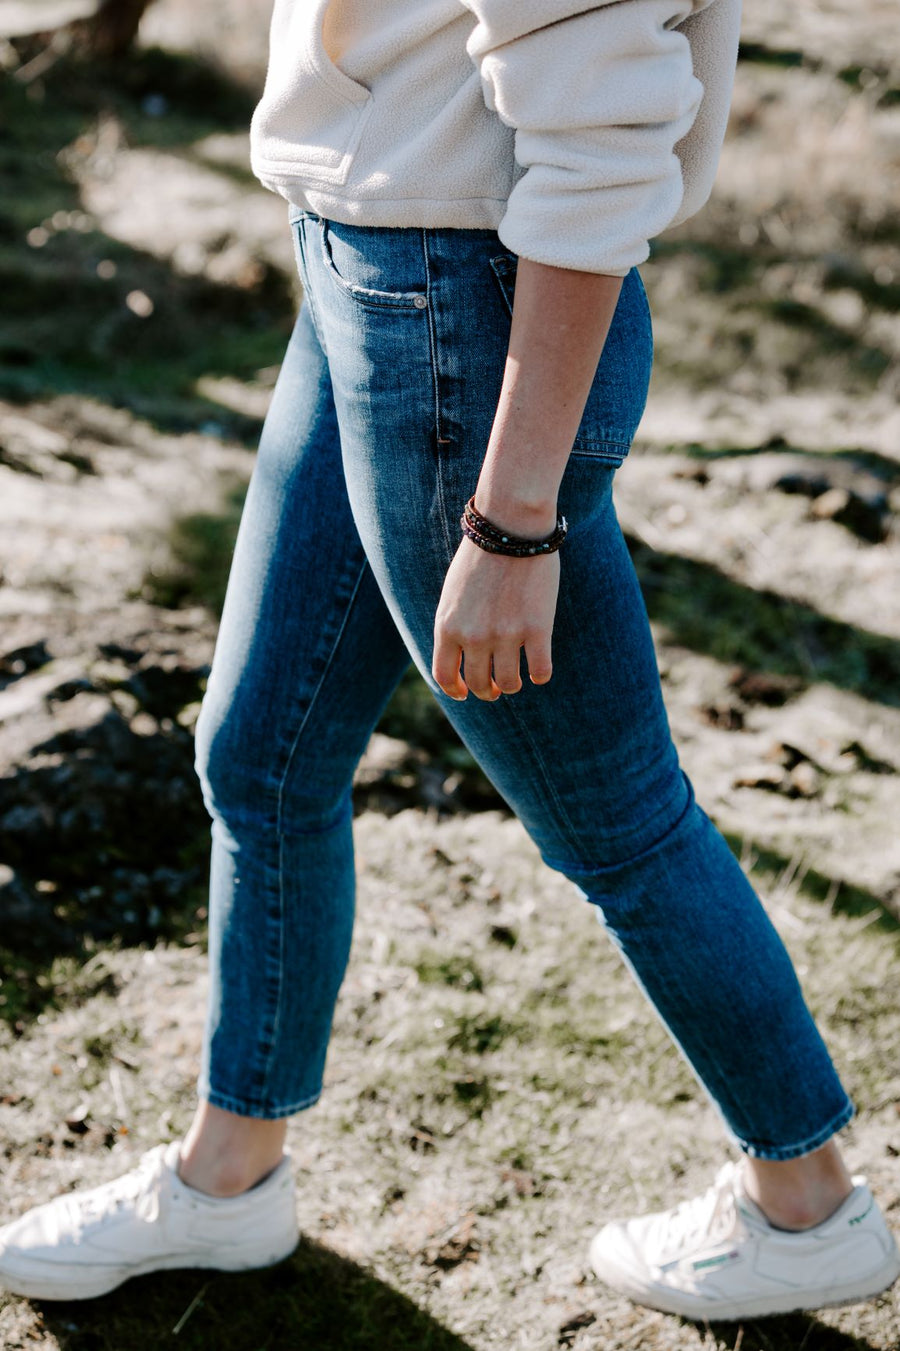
693, 1251, 738, 1271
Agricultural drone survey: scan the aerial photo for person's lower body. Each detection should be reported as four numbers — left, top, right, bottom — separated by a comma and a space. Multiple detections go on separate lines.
1, 212, 897, 1313
191, 211, 854, 1161
178, 213, 897, 1311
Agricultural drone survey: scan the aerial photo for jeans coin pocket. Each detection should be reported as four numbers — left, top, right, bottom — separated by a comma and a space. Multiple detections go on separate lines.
318, 219, 429, 312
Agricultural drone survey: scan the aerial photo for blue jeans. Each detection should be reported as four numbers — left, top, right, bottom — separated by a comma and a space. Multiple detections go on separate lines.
192, 209, 854, 1160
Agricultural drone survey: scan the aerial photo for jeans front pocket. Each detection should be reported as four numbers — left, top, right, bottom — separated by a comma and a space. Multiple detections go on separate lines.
488, 253, 653, 466
318, 219, 429, 313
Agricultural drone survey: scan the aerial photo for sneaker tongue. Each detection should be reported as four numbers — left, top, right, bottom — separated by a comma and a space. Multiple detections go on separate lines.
163, 1141, 183, 1174
162, 1141, 190, 1195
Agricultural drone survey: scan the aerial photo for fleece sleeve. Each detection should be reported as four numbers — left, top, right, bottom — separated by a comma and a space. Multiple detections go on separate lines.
459, 0, 725, 275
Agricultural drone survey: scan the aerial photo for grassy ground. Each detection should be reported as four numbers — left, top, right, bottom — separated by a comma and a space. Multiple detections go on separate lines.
1, 813, 898, 1350
1, 1, 899, 1347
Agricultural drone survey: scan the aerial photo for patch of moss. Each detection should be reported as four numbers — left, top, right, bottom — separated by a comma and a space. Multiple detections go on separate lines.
416, 954, 485, 994
447, 1013, 516, 1056
451, 1074, 493, 1117
0, 943, 120, 1029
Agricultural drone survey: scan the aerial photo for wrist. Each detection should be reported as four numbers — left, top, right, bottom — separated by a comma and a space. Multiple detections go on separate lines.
461, 495, 567, 558
472, 489, 558, 539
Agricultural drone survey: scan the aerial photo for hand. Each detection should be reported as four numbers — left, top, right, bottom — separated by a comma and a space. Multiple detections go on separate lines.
432, 536, 559, 700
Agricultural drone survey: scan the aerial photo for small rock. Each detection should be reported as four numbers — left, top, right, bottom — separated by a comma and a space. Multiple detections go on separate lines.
672, 464, 710, 486
0, 802, 52, 836
763, 741, 816, 770
774, 470, 832, 498
809, 486, 890, 543
728, 668, 805, 706
64, 1102, 91, 1134
810, 486, 852, 519
424, 1212, 480, 1269
176, 700, 203, 731
788, 762, 820, 797
837, 740, 894, 774
89, 658, 133, 687
0, 639, 51, 688
46, 676, 94, 704
559, 1311, 597, 1345
500, 1166, 536, 1196
732, 764, 788, 791
698, 700, 745, 731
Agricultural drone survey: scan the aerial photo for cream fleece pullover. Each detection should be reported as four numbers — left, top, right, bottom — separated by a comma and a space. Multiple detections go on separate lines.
250, 0, 742, 276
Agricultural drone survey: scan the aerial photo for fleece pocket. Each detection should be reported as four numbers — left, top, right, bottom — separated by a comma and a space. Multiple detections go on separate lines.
250, 0, 374, 188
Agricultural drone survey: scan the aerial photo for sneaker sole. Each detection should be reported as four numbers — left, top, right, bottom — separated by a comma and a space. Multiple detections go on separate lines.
0, 1232, 300, 1302
589, 1234, 900, 1321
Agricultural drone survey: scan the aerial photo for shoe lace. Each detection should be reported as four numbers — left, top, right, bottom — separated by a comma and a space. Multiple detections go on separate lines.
63, 1145, 169, 1234
652, 1162, 741, 1260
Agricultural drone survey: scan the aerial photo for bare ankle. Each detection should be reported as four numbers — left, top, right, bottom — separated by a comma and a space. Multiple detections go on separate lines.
177, 1150, 282, 1199
176, 1101, 288, 1199
742, 1139, 854, 1231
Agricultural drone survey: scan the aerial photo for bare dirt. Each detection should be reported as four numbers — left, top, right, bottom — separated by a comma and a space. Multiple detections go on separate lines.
0, 1, 898, 1348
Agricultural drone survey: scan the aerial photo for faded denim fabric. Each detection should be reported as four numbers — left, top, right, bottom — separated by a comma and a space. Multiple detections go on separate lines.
192, 210, 853, 1160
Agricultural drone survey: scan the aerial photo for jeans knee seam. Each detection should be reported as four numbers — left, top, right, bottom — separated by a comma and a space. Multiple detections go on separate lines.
542, 771, 696, 878
258, 555, 370, 1102
274, 555, 371, 836
502, 696, 586, 862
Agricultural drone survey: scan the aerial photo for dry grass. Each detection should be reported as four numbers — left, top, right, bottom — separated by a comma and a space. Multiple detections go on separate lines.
1, 0, 899, 1347
1, 812, 899, 1349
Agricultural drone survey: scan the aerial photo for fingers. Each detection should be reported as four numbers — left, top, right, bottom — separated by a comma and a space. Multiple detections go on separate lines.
462, 648, 503, 702
490, 645, 524, 696
433, 629, 506, 702
524, 632, 553, 685
432, 633, 467, 701
434, 633, 547, 700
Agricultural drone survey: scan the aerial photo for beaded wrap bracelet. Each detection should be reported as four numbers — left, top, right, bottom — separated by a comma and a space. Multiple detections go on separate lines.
460, 495, 568, 557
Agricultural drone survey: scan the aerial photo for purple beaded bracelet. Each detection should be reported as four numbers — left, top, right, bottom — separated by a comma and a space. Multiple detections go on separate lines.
460, 495, 568, 558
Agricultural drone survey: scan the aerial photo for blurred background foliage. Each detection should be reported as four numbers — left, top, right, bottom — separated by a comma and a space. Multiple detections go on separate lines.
1, 7, 900, 1350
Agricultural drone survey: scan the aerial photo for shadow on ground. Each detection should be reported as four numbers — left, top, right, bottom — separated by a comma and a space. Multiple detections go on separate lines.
4, 450, 899, 1031
698, 1315, 891, 1351
1, 45, 293, 437
33, 1238, 476, 1351
626, 535, 900, 708
26, 1256, 895, 1351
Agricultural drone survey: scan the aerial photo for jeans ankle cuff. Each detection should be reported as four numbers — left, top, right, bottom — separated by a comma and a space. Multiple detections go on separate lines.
735, 1097, 856, 1162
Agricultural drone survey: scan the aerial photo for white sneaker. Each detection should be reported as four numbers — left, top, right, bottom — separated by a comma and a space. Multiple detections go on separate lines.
0, 1142, 300, 1301
589, 1160, 900, 1320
